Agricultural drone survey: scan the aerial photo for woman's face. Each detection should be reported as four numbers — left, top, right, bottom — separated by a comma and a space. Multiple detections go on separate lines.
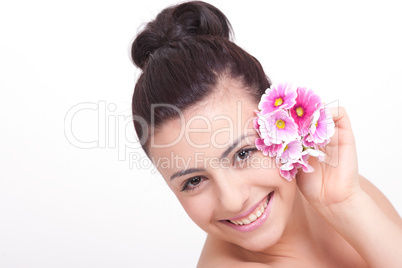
149, 79, 298, 252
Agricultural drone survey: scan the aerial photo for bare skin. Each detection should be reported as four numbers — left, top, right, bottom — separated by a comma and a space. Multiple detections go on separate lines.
198, 175, 402, 267
150, 78, 402, 268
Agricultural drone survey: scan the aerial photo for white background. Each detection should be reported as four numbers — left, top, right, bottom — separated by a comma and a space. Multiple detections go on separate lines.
1, 0, 401, 267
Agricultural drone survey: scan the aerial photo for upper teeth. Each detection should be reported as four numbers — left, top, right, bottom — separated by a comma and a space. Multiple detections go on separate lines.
229, 196, 269, 226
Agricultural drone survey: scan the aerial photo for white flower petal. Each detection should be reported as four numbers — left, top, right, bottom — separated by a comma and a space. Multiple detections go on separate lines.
303, 148, 325, 157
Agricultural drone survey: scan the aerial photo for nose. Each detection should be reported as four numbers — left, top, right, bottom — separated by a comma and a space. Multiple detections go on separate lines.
214, 171, 250, 215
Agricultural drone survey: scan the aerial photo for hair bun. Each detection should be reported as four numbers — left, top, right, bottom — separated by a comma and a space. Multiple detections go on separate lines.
131, 1, 232, 69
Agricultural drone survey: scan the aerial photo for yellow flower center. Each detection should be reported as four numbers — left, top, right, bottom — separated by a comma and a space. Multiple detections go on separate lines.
296, 107, 304, 117
284, 144, 289, 151
315, 121, 318, 127
276, 119, 286, 129
274, 98, 283, 106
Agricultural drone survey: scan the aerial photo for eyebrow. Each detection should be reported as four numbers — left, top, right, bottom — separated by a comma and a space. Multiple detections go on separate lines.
169, 134, 248, 181
170, 168, 206, 181
219, 134, 247, 159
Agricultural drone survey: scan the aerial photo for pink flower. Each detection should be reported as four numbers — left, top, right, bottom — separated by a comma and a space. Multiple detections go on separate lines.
279, 163, 299, 181
255, 138, 270, 156
295, 153, 314, 173
253, 116, 262, 136
254, 115, 284, 157
302, 133, 331, 150
267, 143, 284, 157
262, 109, 299, 144
254, 82, 334, 181
255, 138, 284, 157
255, 113, 272, 142
302, 134, 317, 148
258, 82, 297, 114
307, 106, 335, 144
290, 87, 321, 135
277, 140, 303, 163
279, 153, 314, 181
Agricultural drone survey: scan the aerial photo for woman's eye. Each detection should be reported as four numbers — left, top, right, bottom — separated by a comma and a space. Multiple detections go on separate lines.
235, 148, 256, 161
233, 147, 257, 166
237, 149, 249, 160
181, 176, 205, 192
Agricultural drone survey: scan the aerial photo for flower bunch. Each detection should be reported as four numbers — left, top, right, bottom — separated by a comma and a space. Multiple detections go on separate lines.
254, 82, 335, 181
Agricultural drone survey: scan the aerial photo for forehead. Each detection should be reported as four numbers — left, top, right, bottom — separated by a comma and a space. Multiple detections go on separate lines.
148, 79, 258, 163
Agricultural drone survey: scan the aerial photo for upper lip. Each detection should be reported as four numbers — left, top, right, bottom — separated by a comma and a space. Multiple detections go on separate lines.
224, 193, 269, 221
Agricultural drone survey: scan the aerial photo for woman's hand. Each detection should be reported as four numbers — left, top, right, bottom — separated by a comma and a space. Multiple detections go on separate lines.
296, 106, 361, 209
296, 106, 402, 267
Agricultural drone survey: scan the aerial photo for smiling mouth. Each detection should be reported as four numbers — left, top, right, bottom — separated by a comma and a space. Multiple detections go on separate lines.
227, 191, 274, 226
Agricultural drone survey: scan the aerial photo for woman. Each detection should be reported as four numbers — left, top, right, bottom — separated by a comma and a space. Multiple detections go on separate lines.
131, 1, 402, 267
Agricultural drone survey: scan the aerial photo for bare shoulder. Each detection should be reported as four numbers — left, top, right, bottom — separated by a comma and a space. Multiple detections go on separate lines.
197, 235, 272, 268
359, 174, 402, 227
198, 259, 271, 268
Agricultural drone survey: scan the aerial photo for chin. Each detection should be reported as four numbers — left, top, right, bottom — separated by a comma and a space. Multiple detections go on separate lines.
237, 225, 284, 252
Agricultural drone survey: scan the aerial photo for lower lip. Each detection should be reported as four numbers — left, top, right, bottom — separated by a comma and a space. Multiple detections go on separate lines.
222, 191, 274, 232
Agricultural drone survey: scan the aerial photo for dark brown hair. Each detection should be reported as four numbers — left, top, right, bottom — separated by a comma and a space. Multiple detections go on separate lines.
131, 1, 270, 153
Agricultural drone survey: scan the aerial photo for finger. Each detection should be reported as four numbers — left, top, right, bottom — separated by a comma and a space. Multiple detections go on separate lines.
330, 106, 352, 130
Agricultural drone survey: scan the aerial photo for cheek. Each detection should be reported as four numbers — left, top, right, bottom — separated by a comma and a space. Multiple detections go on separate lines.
177, 195, 216, 229
248, 157, 282, 185
251, 164, 298, 211
248, 154, 296, 190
